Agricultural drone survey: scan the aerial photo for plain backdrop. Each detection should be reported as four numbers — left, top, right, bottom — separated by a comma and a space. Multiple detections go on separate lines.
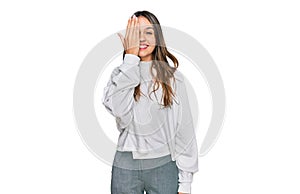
1, 0, 300, 193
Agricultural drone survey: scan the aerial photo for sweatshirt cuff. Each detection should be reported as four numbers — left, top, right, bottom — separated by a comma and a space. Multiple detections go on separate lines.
178, 170, 193, 193
178, 182, 191, 193
119, 54, 140, 72
178, 169, 193, 182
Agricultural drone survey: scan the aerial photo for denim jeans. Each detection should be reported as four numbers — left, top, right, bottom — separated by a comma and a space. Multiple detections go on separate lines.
111, 150, 179, 194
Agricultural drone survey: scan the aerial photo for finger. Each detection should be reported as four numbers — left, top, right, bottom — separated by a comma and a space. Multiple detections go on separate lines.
131, 16, 138, 46
134, 17, 140, 46
125, 17, 131, 40
134, 17, 140, 47
127, 17, 135, 49
129, 16, 135, 36
125, 18, 131, 40
126, 17, 134, 49
132, 15, 137, 32
135, 16, 139, 39
131, 16, 136, 37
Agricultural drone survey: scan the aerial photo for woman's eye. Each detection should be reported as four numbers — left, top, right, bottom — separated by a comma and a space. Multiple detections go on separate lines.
146, 32, 153, 35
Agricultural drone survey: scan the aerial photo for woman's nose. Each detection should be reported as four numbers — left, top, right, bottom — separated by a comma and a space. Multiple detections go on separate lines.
139, 32, 146, 42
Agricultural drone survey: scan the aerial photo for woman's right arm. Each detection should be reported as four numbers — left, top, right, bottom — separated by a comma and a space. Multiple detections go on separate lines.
102, 15, 140, 131
102, 54, 140, 130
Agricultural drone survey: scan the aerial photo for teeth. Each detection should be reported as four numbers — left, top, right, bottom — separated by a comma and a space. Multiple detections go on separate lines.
139, 45, 148, 49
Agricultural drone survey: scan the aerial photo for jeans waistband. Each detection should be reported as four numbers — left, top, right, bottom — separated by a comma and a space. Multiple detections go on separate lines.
113, 150, 173, 170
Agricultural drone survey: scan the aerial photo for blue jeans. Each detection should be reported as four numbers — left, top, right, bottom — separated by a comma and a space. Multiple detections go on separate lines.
111, 150, 179, 194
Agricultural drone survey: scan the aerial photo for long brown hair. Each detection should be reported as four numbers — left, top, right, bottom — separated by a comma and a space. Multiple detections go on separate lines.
122, 10, 179, 108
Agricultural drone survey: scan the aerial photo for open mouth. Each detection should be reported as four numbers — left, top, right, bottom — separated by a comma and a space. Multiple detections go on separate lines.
139, 44, 149, 50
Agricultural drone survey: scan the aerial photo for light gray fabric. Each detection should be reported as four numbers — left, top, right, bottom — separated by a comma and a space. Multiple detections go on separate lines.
102, 54, 198, 193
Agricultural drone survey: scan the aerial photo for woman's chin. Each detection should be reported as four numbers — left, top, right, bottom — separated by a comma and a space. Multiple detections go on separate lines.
138, 52, 149, 58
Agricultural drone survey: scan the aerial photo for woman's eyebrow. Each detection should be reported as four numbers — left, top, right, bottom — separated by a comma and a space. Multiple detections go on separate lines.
145, 26, 154, 30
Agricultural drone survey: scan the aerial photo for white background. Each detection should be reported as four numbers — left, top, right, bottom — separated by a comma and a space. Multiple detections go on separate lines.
1, 0, 299, 193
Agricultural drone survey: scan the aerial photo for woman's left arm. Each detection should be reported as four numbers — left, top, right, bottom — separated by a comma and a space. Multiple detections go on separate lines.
175, 74, 199, 194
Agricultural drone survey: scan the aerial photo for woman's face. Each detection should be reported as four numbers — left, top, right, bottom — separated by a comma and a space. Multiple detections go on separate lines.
137, 16, 156, 61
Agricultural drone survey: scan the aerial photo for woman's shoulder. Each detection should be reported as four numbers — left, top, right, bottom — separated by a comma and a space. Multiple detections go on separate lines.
173, 69, 185, 82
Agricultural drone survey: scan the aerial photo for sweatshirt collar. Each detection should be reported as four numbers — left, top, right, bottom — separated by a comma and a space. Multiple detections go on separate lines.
139, 60, 155, 82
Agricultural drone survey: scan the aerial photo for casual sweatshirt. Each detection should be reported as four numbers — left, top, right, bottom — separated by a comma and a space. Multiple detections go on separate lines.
102, 54, 199, 193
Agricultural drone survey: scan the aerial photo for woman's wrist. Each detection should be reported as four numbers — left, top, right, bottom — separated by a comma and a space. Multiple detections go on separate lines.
125, 49, 139, 56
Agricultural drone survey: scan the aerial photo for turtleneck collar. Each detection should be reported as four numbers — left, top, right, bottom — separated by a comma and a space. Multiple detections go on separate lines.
139, 60, 155, 82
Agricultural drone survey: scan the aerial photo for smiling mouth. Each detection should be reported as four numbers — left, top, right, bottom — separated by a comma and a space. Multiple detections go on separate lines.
139, 44, 149, 50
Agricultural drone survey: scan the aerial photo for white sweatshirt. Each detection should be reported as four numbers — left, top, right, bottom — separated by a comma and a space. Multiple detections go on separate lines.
102, 54, 199, 193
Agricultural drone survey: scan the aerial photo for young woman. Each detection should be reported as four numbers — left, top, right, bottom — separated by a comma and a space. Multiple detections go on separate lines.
102, 10, 199, 194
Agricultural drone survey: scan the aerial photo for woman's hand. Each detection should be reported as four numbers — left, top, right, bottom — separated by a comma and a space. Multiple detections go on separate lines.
118, 14, 140, 56
178, 192, 189, 194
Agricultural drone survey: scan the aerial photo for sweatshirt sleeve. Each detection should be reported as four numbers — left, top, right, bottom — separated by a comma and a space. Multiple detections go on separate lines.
175, 73, 199, 194
102, 54, 140, 132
